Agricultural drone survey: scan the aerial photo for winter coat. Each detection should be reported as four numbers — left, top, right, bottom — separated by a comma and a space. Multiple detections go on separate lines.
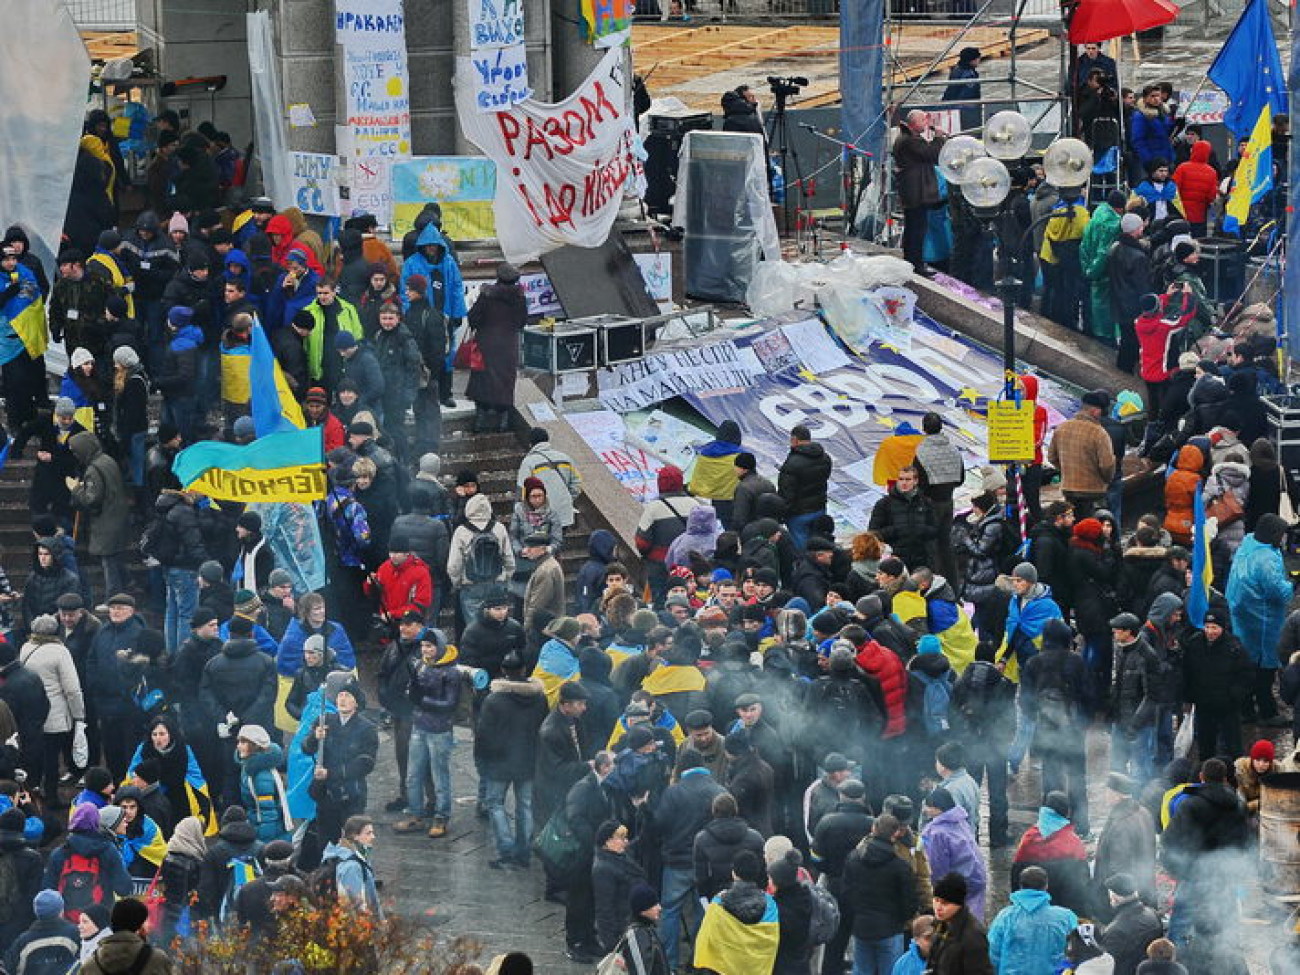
1172, 142, 1219, 224
300, 710, 379, 811
21, 558, 81, 623
694, 815, 765, 899
853, 639, 907, 737
778, 442, 833, 516
459, 610, 527, 680
372, 322, 422, 408
921, 806, 988, 919
772, 880, 815, 975
200, 639, 277, 732
635, 490, 697, 563
1048, 412, 1115, 497
653, 768, 726, 868
1020, 643, 1088, 755
237, 744, 291, 842
1119, 545, 1168, 617
843, 834, 918, 940
1226, 532, 1292, 668
1011, 814, 1093, 919
77, 931, 173, 975
43, 829, 133, 908
810, 801, 873, 879
0, 828, 44, 946
893, 128, 946, 209
1163, 446, 1204, 545
987, 887, 1078, 975
1111, 635, 1159, 729
1181, 628, 1252, 711
152, 491, 211, 570
276, 618, 356, 678
337, 343, 385, 410
1159, 781, 1248, 881
928, 907, 994, 975
68, 432, 130, 556
1069, 538, 1119, 635
732, 470, 778, 532
1202, 458, 1250, 553
518, 442, 582, 530
1129, 105, 1175, 168
720, 89, 764, 134
1101, 897, 1164, 975
158, 850, 203, 940
523, 554, 566, 634
724, 751, 775, 838
869, 486, 937, 571
957, 507, 1010, 600
536, 708, 591, 823
18, 636, 84, 733
574, 530, 616, 614
3, 914, 79, 975
155, 324, 203, 400
409, 644, 462, 734
593, 847, 648, 952
1093, 798, 1157, 910
474, 677, 547, 781
447, 495, 514, 587
466, 282, 526, 408
197, 816, 262, 918
85, 613, 146, 718
1029, 522, 1073, 613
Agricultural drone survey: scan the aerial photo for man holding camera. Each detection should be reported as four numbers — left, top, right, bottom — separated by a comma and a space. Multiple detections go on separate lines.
893, 110, 947, 277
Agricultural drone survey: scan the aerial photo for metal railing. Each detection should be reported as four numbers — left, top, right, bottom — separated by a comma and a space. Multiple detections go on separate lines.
64, 0, 136, 31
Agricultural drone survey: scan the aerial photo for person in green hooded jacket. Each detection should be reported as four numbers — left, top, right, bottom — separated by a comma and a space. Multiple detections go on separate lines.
1079, 190, 1126, 346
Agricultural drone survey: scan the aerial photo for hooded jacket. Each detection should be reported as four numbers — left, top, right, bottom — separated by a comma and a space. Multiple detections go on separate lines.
400, 224, 467, 319
1010, 807, 1092, 918
1163, 445, 1204, 544
987, 887, 1078, 975
921, 805, 988, 919
636, 468, 696, 562
666, 504, 722, 569
43, 824, 134, 908
408, 639, 461, 733
68, 432, 131, 557
1202, 456, 1250, 552
447, 495, 514, 587
200, 638, 277, 732
853, 638, 907, 737
778, 442, 832, 516
1172, 141, 1219, 223
236, 744, 291, 842
0, 826, 44, 945
474, 677, 547, 780
1226, 530, 1292, 668
574, 529, 616, 614
693, 815, 765, 899
1135, 291, 1194, 383
844, 833, 919, 940
156, 322, 203, 398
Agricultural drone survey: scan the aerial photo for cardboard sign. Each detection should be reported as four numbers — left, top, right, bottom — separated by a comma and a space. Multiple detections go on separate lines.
987, 400, 1036, 463
288, 151, 341, 216
391, 156, 497, 239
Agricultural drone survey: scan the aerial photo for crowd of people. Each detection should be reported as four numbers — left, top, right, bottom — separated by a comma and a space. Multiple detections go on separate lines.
0, 96, 1295, 975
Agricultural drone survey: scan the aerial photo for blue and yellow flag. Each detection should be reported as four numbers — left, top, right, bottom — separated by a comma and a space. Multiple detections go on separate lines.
1208, 0, 1287, 138
249, 319, 304, 436
1187, 488, 1212, 627
693, 893, 780, 975
173, 427, 325, 503
1222, 105, 1274, 234
0, 264, 45, 364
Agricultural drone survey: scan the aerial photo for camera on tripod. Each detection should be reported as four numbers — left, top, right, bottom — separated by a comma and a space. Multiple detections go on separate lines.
767, 75, 808, 99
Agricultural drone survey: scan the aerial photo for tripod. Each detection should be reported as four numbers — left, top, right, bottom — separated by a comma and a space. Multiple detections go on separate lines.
765, 84, 810, 235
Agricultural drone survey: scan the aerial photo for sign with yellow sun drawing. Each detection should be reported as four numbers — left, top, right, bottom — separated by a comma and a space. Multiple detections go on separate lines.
391, 157, 498, 239
335, 0, 412, 161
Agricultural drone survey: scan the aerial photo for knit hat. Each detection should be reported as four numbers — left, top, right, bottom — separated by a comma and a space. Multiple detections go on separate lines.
262, 839, 295, 868
768, 849, 802, 889
303, 635, 327, 659
456, 469, 479, 487
99, 804, 127, 831
1081, 389, 1111, 410
105, 294, 128, 319
1202, 608, 1228, 627
924, 787, 956, 812
1040, 618, 1074, 652
237, 511, 262, 533
1105, 873, 1137, 898
545, 616, 582, 643
558, 681, 590, 702
1118, 211, 1145, 235
629, 883, 659, 916
1139, 293, 1161, 315
237, 724, 271, 749
198, 560, 225, 584
822, 752, 850, 773
1174, 240, 1197, 262
1251, 739, 1276, 762
840, 779, 867, 801
0, 808, 24, 833
933, 872, 969, 905
625, 725, 656, 750
168, 212, 189, 234
54, 396, 77, 417
110, 897, 149, 933
1011, 561, 1038, 584
734, 451, 757, 471
334, 331, 358, 350
304, 386, 328, 405
724, 729, 754, 755
418, 453, 441, 477
496, 262, 521, 284
1178, 351, 1200, 370
234, 589, 262, 615
134, 758, 161, 785
1106, 772, 1135, 796
268, 568, 293, 589
917, 634, 942, 656
113, 345, 140, 369
30, 614, 58, 636
1255, 513, 1289, 547
406, 273, 428, 296
34, 889, 64, 919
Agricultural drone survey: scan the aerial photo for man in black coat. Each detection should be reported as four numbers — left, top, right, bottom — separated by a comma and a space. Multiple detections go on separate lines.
1021, 619, 1091, 835
0, 642, 49, 788
1107, 213, 1152, 372
868, 466, 937, 572
84, 594, 147, 780
536, 682, 593, 832
1099, 872, 1163, 975
720, 86, 764, 135
474, 654, 548, 868
812, 778, 874, 975
1029, 501, 1075, 614
648, 753, 725, 970
778, 424, 833, 552
300, 675, 378, 851
893, 110, 947, 275
791, 537, 838, 609
0, 807, 45, 946
843, 814, 919, 970
951, 646, 1017, 847
693, 791, 765, 900
1180, 609, 1252, 760
563, 752, 617, 963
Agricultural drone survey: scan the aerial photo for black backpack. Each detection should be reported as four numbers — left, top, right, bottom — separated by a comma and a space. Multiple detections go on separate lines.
464, 527, 504, 584
140, 515, 180, 566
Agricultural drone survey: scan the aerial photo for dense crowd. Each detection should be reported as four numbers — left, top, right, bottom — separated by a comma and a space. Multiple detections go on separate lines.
0, 97, 1295, 975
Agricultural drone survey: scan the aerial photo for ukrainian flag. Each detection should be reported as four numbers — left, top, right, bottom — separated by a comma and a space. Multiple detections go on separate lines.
172, 427, 326, 503
694, 891, 780, 975
1222, 106, 1273, 234
0, 264, 45, 364
249, 319, 304, 435
1187, 488, 1212, 627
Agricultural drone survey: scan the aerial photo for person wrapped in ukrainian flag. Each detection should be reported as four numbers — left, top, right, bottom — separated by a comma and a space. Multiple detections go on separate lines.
108, 786, 168, 881
126, 713, 218, 835
693, 848, 780, 975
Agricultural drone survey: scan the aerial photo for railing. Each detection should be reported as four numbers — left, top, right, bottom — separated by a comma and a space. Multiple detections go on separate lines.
64, 0, 136, 31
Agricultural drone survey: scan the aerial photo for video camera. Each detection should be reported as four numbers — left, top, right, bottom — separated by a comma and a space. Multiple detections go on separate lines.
767, 75, 808, 99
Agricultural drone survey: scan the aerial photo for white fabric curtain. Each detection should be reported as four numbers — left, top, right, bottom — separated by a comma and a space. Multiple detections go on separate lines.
247, 11, 293, 207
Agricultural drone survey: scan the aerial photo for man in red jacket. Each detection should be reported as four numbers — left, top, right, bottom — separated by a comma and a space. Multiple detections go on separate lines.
1172, 140, 1219, 237
364, 534, 434, 623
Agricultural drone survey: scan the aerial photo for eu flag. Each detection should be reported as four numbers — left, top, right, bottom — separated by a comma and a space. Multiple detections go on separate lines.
1208, 0, 1287, 138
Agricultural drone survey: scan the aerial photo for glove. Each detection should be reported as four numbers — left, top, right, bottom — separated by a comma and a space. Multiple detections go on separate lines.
72, 721, 88, 769
64, 476, 78, 491
216, 722, 231, 739
225, 711, 238, 726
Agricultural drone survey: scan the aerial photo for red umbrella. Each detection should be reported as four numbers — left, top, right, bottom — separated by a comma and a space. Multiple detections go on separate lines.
1068, 0, 1179, 42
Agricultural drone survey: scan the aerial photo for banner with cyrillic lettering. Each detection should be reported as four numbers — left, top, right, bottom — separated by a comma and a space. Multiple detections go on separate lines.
174, 428, 326, 503
454, 45, 644, 263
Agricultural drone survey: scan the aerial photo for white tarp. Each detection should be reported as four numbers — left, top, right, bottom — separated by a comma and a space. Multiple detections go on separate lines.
454, 46, 644, 264
247, 12, 293, 208
0, 2, 90, 269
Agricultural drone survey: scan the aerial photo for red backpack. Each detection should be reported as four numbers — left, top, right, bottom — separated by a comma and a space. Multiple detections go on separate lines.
57, 852, 103, 919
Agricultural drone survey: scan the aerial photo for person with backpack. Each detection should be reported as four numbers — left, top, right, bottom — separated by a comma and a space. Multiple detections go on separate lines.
1020, 619, 1091, 839
44, 802, 133, 922
909, 638, 957, 779
157, 815, 205, 943
843, 814, 919, 975
3, 890, 79, 975
619, 883, 672, 975
769, 848, 818, 975
950, 644, 1017, 848
636, 466, 697, 605
0, 806, 45, 946
447, 493, 514, 628
78, 896, 174, 975
198, 805, 263, 927
317, 813, 382, 915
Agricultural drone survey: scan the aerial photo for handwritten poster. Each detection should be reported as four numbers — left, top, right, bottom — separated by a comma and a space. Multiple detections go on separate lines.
391, 156, 497, 239
468, 0, 531, 112
454, 46, 644, 263
633, 252, 672, 305
336, 0, 411, 214
288, 151, 341, 216
469, 0, 526, 47
348, 157, 394, 228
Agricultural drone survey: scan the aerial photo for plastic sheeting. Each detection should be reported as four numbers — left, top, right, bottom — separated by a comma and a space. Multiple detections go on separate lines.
675, 131, 780, 303
744, 253, 916, 317
250, 501, 326, 594
0, 2, 90, 270
247, 12, 293, 208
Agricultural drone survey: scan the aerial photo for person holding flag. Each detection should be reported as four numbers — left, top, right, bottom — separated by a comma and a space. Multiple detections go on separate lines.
0, 243, 47, 433
1224, 512, 1293, 727
1208, 0, 1287, 236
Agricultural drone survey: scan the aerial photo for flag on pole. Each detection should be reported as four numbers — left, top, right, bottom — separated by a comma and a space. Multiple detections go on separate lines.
1186, 489, 1212, 627
1221, 104, 1274, 234
1207, 0, 1287, 138
249, 319, 304, 436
